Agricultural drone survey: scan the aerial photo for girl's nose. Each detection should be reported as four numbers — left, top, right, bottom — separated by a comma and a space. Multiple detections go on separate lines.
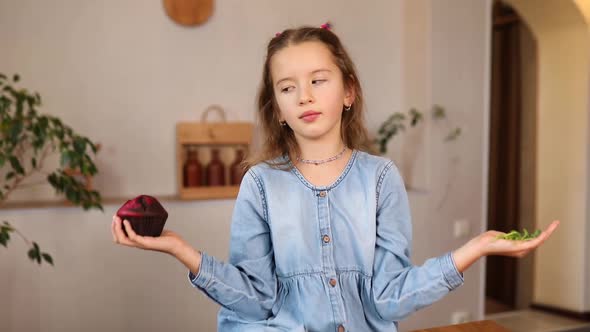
298, 86, 314, 105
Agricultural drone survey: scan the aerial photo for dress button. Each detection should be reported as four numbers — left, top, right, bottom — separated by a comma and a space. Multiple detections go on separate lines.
338, 325, 345, 332
329, 278, 337, 287
322, 235, 331, 243
319, 191, 327, 197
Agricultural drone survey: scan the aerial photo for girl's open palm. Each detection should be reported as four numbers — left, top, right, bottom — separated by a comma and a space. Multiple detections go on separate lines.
111, 215, 186, 255
477, 220, 560, 258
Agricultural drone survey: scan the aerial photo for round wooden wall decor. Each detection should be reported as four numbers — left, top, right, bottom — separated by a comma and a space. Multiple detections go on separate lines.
163, 0, 214, 26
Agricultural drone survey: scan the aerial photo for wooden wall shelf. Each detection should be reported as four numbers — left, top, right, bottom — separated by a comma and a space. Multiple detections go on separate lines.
178, 185, 239, 200
176, 105, 253, 200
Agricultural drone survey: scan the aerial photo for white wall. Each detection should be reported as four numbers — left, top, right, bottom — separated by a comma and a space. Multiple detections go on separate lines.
0, 0, 491, 331
394, 1, 492, 329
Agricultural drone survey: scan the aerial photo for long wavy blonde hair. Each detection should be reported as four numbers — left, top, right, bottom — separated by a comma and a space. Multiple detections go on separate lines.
245, 25, 374, 169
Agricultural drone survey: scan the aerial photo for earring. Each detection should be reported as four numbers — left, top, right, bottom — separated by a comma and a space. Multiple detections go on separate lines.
280, 121, 287, 126
344, 104, 352, 111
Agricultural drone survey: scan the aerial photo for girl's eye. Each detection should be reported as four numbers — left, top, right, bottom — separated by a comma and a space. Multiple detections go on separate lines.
312, 79, 326, 85
281, 86, 294, 93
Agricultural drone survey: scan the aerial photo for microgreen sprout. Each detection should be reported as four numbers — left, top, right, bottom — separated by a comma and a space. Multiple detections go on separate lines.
496, 229, 542, 241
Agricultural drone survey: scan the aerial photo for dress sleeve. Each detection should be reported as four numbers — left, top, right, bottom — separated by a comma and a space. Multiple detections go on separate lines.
188, 169, 277, 321
371, 161, 464, 321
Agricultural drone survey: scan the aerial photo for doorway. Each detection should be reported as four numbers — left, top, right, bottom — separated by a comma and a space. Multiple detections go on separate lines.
486, 0, 538, 315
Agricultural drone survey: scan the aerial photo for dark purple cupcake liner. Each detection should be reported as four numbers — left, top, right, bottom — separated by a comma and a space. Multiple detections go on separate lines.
121, 215, 167, 237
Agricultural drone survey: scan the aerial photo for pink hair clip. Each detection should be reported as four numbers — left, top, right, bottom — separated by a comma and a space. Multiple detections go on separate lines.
275, 32, 282, 37
320, 22, 332, 30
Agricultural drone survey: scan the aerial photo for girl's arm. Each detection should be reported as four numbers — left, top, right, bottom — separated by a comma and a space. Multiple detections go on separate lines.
371, 162, 464, 322
111, 169, 278, 321
370, 161, 559, 323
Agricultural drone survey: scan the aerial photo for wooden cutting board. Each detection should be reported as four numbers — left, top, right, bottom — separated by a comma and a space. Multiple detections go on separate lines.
163, 0, 214, 26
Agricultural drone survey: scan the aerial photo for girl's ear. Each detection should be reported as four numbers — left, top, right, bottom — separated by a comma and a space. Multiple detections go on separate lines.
277, 111, 285, 124
344, 76, 356, 106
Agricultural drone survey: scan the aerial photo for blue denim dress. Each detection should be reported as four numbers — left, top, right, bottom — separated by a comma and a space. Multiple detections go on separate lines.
189, 150, 464, 331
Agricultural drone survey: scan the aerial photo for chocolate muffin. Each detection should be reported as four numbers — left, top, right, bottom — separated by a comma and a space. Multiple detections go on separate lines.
116, 195, 168, 237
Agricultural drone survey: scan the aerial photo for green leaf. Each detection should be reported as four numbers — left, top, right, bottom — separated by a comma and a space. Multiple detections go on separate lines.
0, 223, 13, 233
0, 232, 9, 247
28, 247, 39, 262
9, 156, 25, 174
409, 108, 423, 127
28, 242, 42, 264
445, 128, 462, 142
9, 119, 23, 143
60, 150, 71, 167
432, 104, 446, 119
88, 139, 98, 154
73, 136, 86, 154
41, 253, 54, 266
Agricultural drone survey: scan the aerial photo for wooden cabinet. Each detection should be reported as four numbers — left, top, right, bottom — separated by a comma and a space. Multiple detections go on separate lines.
176, 105, 253, 200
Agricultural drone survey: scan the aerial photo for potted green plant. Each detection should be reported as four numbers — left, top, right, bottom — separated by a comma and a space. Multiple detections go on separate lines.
374, 105, 462, 208
0, 73, 103, 265
374, 104, 461, 154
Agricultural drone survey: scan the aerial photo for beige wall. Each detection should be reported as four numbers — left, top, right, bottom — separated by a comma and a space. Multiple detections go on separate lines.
421, 0, 491, 325
506, 0, 590, 312
575, 0, 590, 313
0, 0, 491, 331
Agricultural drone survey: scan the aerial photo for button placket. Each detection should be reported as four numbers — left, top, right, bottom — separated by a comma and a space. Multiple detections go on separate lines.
316, 189, 347, 326
317, 190, 334, 270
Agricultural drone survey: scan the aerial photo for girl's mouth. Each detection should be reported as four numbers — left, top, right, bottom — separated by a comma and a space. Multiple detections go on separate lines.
300, 111, 321, 122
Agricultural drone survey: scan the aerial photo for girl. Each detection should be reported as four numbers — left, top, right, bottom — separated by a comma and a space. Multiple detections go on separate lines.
111, 24, 559, 331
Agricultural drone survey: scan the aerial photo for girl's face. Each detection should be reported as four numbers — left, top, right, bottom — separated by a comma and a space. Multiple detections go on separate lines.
270, 41, 354, 143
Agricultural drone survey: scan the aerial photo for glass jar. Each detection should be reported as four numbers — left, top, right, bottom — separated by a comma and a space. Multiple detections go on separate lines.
183, 146, 202, 187
206, 148, 226, 186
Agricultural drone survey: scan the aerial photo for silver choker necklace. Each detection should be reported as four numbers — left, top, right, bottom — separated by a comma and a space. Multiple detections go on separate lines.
296, 147, 347, 165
